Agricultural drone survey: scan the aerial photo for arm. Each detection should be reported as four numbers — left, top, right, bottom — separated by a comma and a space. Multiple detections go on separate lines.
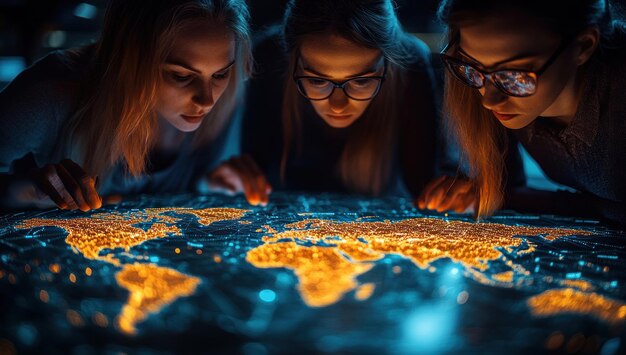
0, 51, 100, 211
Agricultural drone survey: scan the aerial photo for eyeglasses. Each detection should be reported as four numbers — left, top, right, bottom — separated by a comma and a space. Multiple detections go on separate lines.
293, 61, 386, 101
440, 38, 571, 97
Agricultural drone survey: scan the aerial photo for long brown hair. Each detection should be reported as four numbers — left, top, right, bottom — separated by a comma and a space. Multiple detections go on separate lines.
437, 0, 621, 218
64, 0, 252, 177
279, 0, 420, 196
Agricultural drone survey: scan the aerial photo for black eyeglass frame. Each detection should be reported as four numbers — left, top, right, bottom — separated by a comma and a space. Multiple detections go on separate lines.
292, 61, 387, 101
440, 37, 572, 97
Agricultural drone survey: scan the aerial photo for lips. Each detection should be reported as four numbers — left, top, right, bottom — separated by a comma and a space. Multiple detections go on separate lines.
492, 111, 517, 122
181, 113, 207, 124
326, 114, 352, 120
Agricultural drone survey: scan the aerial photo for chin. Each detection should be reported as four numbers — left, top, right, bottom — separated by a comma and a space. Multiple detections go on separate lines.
499, 117, 535, 130
169, 119, 203, 133
322, 115, 360, 129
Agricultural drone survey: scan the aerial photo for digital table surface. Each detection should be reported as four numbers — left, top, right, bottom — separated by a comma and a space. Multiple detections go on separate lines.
0, 192, 624, 354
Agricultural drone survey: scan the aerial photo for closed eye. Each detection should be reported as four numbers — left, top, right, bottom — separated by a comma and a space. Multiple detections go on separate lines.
170, 72, 193, 83
306, 78, 330, 87
213, 68, 232, 81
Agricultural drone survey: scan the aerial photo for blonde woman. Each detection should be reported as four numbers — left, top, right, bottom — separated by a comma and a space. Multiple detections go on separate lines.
418, 0, 626, 225
0, 0, 252, 211
208, 0, 440, 206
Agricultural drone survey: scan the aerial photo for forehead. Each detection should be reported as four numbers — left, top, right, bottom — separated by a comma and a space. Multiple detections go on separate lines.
458, 12, 561, 66
168, 21, 235, 62
299, 33, 381, 77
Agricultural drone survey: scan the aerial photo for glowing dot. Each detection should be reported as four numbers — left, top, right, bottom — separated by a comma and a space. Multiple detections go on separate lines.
545, 331, 564, 350
49, 264, 61, 274
355, 283, 375, 301
174, 248, 180, 254
39, 290, 49, 303
450, 268, 459, 275
66, 310, 84, 327
24, 264, 31, 273
85, 267, 92, 276
456, 291, 469, 304
69, 273, 77, 283
213, 255, 222, 263
259, 289, 276, 303
93, 312, 109, 327
392, 266, 402, 274
196, 249, 203, 255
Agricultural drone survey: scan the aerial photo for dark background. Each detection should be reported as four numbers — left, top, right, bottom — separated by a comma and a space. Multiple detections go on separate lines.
0, 0, 444, 89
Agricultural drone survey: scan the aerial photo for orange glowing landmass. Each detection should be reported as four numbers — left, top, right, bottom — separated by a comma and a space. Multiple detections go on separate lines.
528, 288, 626, 324
115, 263, 201, 334
246, 218, 590, 307
15, 207, 247, 334
15, 208, 248, 263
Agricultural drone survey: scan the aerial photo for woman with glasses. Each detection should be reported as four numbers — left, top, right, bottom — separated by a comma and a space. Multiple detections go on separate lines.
0, 0, 252, 211
418, 0, 626, 225
207, 0, 440, 205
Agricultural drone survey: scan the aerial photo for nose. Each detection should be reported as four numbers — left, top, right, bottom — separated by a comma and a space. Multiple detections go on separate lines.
480, 79, 508, 111
327, 87, 350, 113
192, 81, 215, 111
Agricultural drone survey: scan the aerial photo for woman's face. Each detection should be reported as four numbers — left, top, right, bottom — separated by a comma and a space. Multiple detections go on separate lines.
456, 12, 585, 129
297, 33, 384, 129
156, 21, 236, 132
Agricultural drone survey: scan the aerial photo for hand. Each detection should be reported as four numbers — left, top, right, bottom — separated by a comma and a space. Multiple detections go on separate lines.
206, 155, 272, 206
415, 175, 476, 213
32, 159, 102, 211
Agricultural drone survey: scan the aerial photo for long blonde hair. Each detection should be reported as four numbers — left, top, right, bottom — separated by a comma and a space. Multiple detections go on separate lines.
280, 0, 418, 196
65, 0, 252, 177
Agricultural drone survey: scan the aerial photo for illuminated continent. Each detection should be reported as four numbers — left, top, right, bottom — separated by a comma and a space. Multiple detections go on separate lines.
247, 218, 590, 307
528, 288, 626, 324
15, 207, 248, 334
116, 263, 201, 334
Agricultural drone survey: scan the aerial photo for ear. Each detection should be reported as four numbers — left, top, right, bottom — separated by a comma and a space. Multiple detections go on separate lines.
574, 26, 600, 66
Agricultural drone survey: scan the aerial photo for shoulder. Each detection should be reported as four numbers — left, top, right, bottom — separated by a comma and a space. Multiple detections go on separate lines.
0, 48, 90, 170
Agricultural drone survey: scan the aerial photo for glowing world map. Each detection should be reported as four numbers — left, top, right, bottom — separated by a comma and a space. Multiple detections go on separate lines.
0, 193, 624, 354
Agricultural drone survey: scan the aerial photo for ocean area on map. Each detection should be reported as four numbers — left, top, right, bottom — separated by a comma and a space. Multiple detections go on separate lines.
0, 192, 625, 354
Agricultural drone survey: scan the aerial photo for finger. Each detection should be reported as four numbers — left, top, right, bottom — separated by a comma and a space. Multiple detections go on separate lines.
453, 193, 477, 213
420, 176, 448, 210
208, 173, 238, 195
36, 165, 68, 210
426, 180, 451, 211
208, 165, 244, 193
103, 194, 123, 205
242, 155, 270, 205
436, 182, 473, 212
60, 159, 101, 209
230, 158, 261, 205
55, 164, 90, 211
45, 167, 79, 210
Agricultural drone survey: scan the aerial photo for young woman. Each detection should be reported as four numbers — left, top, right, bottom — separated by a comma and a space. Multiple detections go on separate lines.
208, 0, 440, 206
417, 0, 626, 225
0, 0, 252, 211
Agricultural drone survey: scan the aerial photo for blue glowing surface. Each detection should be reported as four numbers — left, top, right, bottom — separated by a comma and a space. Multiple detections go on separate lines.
0, 192, 624, 354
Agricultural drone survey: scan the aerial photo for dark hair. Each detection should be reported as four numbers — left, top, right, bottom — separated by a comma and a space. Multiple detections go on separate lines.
283, 0, 417, 67
280, 0, 422, 195
436, 0, 625, 218
438, 0, 623, 45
